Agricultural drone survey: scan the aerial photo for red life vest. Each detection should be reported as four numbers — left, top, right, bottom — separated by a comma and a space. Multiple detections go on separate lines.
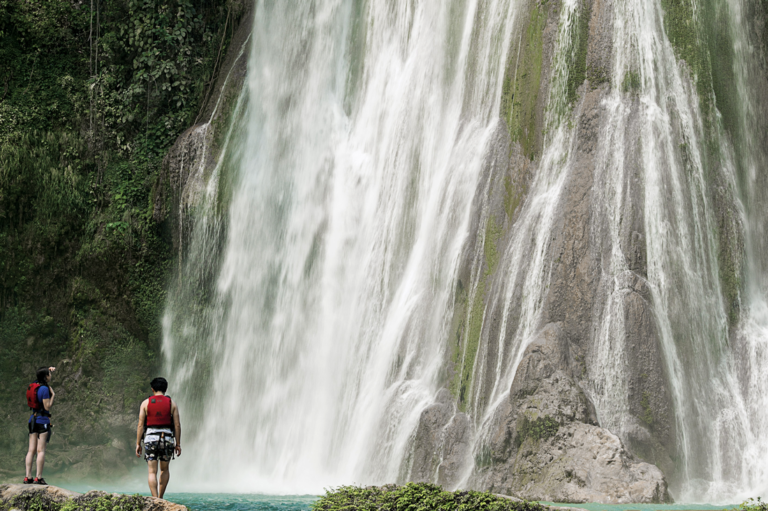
146, 395, 173, 428
26, 383, 45, 411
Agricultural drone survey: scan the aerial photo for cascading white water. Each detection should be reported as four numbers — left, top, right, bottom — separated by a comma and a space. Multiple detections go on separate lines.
163, 0, 518, 493
163, 0, 768, 501
464, 0, 768, 501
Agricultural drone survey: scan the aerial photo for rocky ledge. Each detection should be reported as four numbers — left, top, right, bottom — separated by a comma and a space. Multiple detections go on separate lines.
0, 484, 187, 511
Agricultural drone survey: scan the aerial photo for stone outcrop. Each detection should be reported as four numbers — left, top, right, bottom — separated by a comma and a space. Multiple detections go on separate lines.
407, 0, 677, 500
0, 484, 187, 511
408, 389, 473, 488
469, 323, 669, 503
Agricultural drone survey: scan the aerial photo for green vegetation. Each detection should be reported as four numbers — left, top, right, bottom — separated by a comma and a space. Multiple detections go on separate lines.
501, 2, 548, 159
450, 214, 504, 412
0, 0, 238, 480
503, 174, 524, 221
1, 492, 145, 511
622, 71, 641, 94
566, 0, 592, 105
738, 497, 768, 511
312, 483, 547, 511
640, 391, 654, 427
514, 414, 559, 447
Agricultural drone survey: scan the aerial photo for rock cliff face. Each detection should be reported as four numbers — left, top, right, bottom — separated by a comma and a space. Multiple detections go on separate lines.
404, 0, 767, 501
158, 0, 768, 502
398, 0, 679, 495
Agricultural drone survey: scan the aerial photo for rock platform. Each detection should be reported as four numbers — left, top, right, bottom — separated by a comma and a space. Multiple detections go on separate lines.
0, 484, 187, 511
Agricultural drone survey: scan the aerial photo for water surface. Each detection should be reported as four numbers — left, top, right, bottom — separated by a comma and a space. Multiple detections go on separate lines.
156, 493, 318, 511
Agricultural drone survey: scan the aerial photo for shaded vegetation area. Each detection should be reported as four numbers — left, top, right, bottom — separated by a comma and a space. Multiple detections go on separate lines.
312, 483, 547, 511
0, 0, 241, 480
0, 490, 145, 511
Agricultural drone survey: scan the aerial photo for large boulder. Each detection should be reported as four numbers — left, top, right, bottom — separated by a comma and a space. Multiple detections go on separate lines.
471, 323, 670, 503
408, 389, 473, 489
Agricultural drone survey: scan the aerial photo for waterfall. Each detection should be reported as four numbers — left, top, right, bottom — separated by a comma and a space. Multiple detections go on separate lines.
163, 0, 768, 500
163, 0, 518, 493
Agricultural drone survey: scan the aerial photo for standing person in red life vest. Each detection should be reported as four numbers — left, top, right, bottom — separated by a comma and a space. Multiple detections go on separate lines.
24, 366, 56, 485
135, 377, 182, 499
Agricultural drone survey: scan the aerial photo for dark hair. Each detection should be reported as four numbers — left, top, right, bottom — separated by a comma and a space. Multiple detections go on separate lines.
36, 367, 50, 383
150, 377, 168, 393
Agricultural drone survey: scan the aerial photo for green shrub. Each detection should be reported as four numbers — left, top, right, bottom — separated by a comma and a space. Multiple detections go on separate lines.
312, 483, 546, 511
3, 492, 145, 511
739, 498, 768, 511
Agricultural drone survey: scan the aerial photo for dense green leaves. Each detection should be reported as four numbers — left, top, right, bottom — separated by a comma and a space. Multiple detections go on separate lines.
0, 0, 234, 479
95, 0, 222, 155
739, 498, 768, 511
313, 483, 547, 511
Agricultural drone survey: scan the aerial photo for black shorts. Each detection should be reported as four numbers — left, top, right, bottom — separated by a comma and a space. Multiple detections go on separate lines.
28, 422, 50, 435
144, 430, 176, 462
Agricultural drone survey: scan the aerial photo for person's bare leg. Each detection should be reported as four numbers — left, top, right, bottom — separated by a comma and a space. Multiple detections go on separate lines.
158, 461, 170, 499
35, 432, 48, 478
25, 433, 38, 478
147, 461, 159, 497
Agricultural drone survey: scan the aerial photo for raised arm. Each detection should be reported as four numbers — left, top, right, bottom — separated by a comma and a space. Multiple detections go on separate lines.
43, 367, 56, 410
136, 400, 147, 457
172, 401, 182, 456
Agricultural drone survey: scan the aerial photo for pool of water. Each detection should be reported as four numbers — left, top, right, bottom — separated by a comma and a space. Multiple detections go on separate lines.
60, 485, 738, 511
157, 495, 740, 511
163, 493, 319, 511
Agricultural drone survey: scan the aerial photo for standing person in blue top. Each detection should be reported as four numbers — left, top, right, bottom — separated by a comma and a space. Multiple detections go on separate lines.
24, 366, 55, 485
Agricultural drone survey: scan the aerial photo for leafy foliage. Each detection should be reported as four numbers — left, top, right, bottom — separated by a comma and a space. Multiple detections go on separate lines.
0, 0, 236, 479
312, 483, 547, 511
1, 491, 145, 511
739, 498, 768, 511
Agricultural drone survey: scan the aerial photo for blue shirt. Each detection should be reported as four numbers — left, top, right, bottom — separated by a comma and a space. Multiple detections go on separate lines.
28, 385, 51, 425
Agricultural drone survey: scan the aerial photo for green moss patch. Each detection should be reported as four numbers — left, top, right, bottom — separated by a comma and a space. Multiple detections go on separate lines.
1, 491, 146, 511
449, 215, 504, 411
313, 483, 547, 511
514, 414, 560, 447
501, 3, 548, 159
640, 391, 654, 427
566, 0, 592, 105
622, 71, 641, 94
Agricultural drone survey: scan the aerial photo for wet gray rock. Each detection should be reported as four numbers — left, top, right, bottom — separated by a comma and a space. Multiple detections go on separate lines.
409, 389, 473, 489
470, 324, 670, 503
510, 422, 669, 504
